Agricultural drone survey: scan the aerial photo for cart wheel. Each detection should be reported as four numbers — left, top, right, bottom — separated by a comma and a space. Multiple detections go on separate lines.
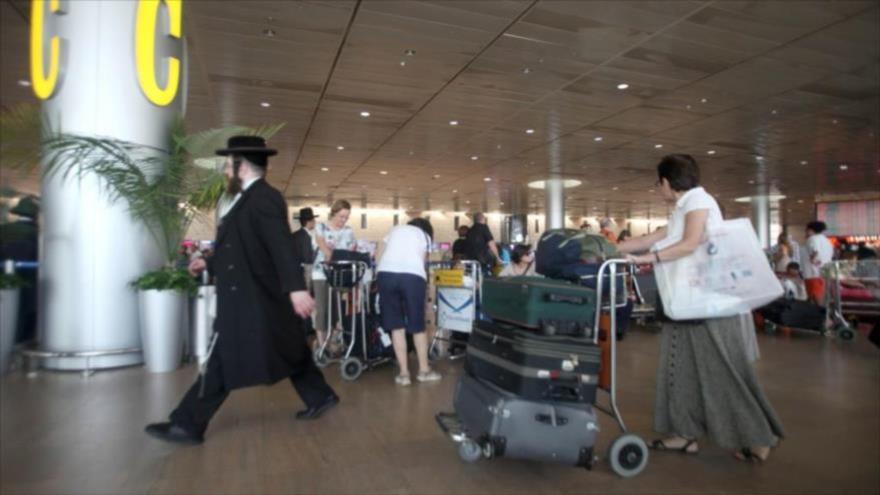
764, 321, 777, 335
458, 439, 482, 463
313, 348, 329, 369
838, 328, 855, 341
340, 358, 364, 381
608, 434, 649, 478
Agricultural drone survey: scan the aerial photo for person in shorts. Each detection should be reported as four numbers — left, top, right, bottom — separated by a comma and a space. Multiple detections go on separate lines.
376, 218, 440, 386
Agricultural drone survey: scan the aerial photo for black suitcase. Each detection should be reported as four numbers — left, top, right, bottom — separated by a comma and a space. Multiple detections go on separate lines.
761, 299, 825, 331
453, 374, 599, 467
465, 320, 600, 404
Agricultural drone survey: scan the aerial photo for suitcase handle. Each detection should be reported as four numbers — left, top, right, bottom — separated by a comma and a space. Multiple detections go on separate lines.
535, 412, 569, 427
546, 383, 582, 402
544, 293, 585, 305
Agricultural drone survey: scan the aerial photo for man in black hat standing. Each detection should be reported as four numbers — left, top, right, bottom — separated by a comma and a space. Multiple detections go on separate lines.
292, 207, 318, 270
145, 136, 339, 445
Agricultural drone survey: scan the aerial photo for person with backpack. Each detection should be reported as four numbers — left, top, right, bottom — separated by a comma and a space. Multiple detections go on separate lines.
464, 212, 500, 273
375, 218, 441, 386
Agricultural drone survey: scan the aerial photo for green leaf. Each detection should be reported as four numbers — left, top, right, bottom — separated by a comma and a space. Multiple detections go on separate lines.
0, 273, 29, 290
131, 267, 198, 295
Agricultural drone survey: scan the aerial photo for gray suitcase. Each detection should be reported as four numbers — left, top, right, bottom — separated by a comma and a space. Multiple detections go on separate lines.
453, 374, 599, 467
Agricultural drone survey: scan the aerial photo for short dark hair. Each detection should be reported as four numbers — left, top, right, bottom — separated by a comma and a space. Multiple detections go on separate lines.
511, 244, 531, 264
473, 212, 486, 223
786, 261, 801, 272
458, 225, 469, 237
408, 217, 434, 240
806, 221, 827, 234
657, 154, 700, 192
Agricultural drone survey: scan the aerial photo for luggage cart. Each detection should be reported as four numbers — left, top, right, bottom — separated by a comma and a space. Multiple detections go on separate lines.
436, 259, 649, 478
824, 260, 880, 341
312, 261, 390, 380
428, 260, 482, 361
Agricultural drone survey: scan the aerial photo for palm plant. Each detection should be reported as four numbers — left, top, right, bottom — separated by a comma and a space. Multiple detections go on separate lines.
1, 102, 284, 292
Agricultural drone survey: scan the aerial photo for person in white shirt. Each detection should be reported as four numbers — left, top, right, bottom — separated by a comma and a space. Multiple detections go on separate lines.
617, 154, 783, 464
802, 221, 834, 305
499, 244, 536, 277
312, 200, 356, 350
376, 218, 440, 386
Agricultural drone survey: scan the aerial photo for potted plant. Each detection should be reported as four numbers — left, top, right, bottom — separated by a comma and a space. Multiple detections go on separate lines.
3, 103, 283, 372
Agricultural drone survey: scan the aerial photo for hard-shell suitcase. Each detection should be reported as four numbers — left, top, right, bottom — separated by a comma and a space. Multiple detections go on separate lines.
453, 374, 599, 467
465, 320, 600, 404
481, 276, 597, 336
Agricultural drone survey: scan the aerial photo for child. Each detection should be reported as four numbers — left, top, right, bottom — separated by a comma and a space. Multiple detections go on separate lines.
781, 262, 807, 301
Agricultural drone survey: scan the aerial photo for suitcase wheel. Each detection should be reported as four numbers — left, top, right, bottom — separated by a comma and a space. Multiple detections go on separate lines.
458, 439, 483, 463
764, 321, 778, 335
340, 358, 364, 381
837, 327, 855, 341
313, 348, 330, 368
608, 434, 648, 478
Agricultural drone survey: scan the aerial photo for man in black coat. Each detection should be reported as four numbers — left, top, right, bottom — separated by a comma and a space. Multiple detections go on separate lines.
145, 136, 339, 445
291, 207, 317, 267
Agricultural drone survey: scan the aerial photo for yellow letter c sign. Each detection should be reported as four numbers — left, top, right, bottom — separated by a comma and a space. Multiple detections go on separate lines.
135, 0, 182, 107
30, 0, 63, 100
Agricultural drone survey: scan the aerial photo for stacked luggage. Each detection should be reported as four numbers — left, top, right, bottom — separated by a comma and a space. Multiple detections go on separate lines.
437, 231, 649, 478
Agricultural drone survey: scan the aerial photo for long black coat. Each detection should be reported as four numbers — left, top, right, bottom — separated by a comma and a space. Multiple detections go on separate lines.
291, 228, 314, 265
209, 179, 307, 390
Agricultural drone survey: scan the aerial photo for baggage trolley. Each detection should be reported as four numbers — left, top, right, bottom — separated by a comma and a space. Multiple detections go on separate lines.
436, 259, 649, 478
312, 261, 390, 380
824, 260, 880, 341
428, 260, 482, 360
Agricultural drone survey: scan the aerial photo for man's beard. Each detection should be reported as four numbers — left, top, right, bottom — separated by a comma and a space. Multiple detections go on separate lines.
226, 175, 242, 195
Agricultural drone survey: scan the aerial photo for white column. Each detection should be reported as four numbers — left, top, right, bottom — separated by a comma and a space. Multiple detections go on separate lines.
545, 178, 565, 230
38, 0, 186, 369
751, 195, 771, 250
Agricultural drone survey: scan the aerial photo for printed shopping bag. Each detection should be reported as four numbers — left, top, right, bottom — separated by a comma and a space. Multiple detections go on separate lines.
653, 218, 783, 320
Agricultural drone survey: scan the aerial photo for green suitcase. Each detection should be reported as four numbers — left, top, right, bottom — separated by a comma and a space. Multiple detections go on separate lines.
482, 276, 597, 337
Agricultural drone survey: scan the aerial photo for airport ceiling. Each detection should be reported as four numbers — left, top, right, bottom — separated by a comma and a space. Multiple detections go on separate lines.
2, 1, 879, 222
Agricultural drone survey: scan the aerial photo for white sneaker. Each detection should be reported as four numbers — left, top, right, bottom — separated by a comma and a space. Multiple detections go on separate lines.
416, 370, 442, 383
395, 374, 411, 386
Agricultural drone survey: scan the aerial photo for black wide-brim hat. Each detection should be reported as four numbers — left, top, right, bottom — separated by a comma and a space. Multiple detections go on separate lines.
216, 135, 278, 156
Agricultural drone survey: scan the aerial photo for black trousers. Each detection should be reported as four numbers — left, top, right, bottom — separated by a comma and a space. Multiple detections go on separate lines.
169, 352, 335, 436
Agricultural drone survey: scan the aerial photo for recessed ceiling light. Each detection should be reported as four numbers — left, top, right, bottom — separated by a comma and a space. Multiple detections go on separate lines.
839, 164, 849, 170
360, 111, 371, 117
612, 187, 619, 191
452, 190, 458, 193
380, 171, 388, 175
433, 174, 441, 179
408, 150, 414, 155
707, 150, 716, 155
756, 155, 764, 161
748, 180, 755, 184
262, 28, 276, 38
617, 83, 629, 90
321, 167, 329, 172
17, 79, 31, 87
336, 145, 345, 151
449, 120, 459, 126
771, 109, 778, 115
800, 160, 808, 165
654, 144, 663, 149
311, 182, 317, 186
700, 98, 708, 103
594, 136, 603, 142
526, 129, 535, 134
466, 200, 471, 204
260, 102, 271, 108
686, 104, 692, 110
522, 67, 532, 74
798, 199, 804, 204
471, 155, 479, 161
832, 119, 839, 124
649, 189, 655, 193
483, 177, 492, 182
404, 49, 416, 56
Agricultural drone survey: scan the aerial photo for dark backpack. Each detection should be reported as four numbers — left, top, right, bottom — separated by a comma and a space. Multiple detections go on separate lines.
535, 229, 619, 278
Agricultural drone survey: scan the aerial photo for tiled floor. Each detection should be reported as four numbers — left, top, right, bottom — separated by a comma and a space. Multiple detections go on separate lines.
1, 326, 878, 495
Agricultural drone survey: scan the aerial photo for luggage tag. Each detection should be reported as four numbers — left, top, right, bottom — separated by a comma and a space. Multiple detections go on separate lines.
378, 326, 392, 348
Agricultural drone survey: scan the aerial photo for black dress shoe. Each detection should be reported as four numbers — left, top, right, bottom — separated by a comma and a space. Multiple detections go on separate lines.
295, 394, 339, 420
144, 422, 204, 445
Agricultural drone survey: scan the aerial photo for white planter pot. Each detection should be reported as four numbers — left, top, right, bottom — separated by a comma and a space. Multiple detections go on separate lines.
138, 289, 185, 373
0, 288, 20, 374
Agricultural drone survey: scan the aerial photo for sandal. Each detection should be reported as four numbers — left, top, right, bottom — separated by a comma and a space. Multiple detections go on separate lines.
650, 438, 699, 455
734, 448, 768, 464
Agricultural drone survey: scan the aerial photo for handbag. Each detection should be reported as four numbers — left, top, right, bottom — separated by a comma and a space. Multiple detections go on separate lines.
653, 218, 783, 320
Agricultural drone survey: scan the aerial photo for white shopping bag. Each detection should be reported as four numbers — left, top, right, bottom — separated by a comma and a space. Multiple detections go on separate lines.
653, 218, 783, 320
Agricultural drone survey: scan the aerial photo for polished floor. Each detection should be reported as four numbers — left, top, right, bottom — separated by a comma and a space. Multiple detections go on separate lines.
1, 326, 878, 495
